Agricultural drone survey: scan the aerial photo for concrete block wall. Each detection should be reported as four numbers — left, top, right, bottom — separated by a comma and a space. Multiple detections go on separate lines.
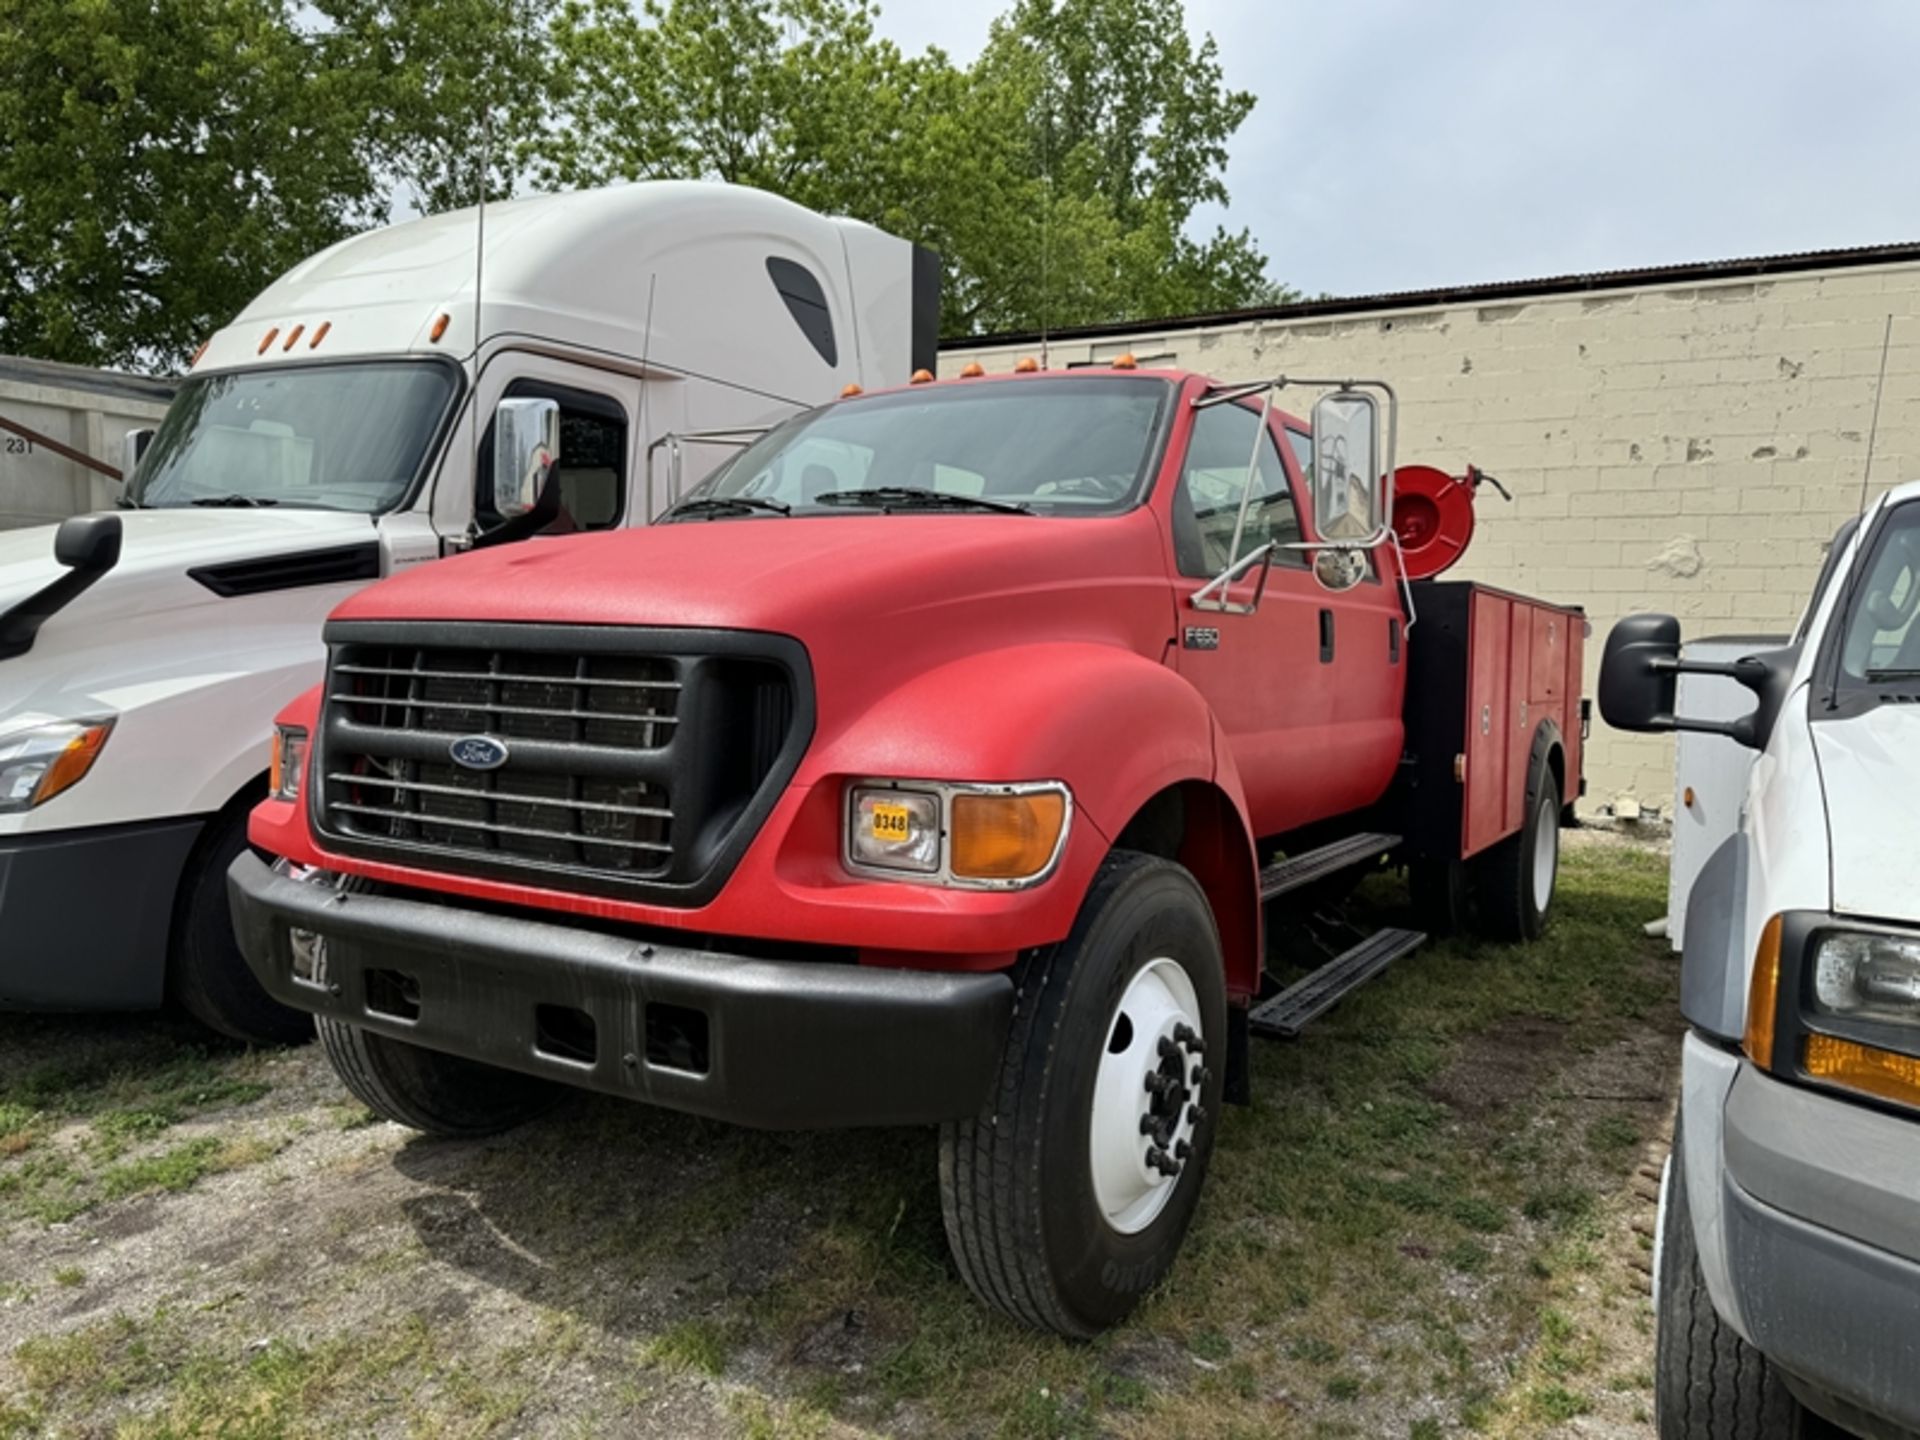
943, 259, 1920, 812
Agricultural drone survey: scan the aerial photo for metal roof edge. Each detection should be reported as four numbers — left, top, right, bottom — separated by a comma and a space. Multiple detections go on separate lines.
943, 240, 1920, 352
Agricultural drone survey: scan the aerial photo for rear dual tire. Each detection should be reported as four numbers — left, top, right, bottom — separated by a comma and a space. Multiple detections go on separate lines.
938, 852, 1227, 1337
1469, 754, 1561, 942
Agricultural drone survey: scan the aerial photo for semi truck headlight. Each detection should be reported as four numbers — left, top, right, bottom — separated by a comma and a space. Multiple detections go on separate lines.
845, 780, 1070, 887
0, 718, 115, 813
270, 725, 309, 802
848, 786, 941, 873
1813, 930, 1920, 1023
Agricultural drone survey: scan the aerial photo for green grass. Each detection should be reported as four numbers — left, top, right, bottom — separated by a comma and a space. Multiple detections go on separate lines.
0, 843, 1676, 1437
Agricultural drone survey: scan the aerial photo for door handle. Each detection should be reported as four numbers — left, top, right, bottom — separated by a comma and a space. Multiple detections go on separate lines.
1319, 609, 1335, 663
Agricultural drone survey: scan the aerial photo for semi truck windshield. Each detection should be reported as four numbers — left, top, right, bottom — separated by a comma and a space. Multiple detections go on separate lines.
127, 361, 458, 513
684, 377, 1172, 518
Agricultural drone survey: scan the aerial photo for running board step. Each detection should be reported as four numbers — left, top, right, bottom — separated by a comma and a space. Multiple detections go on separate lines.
1258, 831, 1401, 900
1248, 927, 1426, 1039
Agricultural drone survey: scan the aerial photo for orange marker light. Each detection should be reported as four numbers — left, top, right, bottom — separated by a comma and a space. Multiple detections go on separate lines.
309, 320, 331, 349
1806, 1033, 1920, 1111
910, 369, 934, 385
841, 383, 864, 397
282, 323, 304, 351
257, 328, 280, 355
1744, 914, 1784, 1070
190, 339, 211, 369
1014, 356, 1039, 373
959, 361, 986, 378
1110, 353, 1138, 370
35, 722, 113, 808
950, 791, 1067, 881
429, 313, 450, 344
1683, 785, 1696, 808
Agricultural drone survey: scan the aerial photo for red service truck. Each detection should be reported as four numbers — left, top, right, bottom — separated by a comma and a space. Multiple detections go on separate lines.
229, 361, 1586, 1337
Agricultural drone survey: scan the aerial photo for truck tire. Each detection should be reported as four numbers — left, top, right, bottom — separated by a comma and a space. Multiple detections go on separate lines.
168, 802, 314, 1047
1655, 1122, 1813, 1438
1471, 754, 1560, 941
1409, 856, 1470, 938
309, 915, 560, 1137
938, 851, 1227, 1337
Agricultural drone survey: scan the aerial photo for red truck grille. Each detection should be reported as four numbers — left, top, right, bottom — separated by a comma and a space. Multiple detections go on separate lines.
310, 622, 811, 906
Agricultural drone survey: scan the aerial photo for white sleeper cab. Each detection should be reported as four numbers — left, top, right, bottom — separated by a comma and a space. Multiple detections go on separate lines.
1601, 477, 1920, 1440
0, 181, 936, 1041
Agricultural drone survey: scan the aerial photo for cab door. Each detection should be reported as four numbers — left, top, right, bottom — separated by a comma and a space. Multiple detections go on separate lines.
1168, 401, 1404, 839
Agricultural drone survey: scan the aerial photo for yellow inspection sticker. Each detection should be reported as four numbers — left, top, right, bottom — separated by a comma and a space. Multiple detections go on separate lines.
870, 802, 913, 843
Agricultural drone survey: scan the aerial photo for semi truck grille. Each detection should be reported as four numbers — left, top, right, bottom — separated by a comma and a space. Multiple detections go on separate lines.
311, 622, 811, 906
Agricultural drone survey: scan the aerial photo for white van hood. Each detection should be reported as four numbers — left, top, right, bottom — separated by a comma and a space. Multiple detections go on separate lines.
1813, 704, 1920, 922
0, 509, 376, 633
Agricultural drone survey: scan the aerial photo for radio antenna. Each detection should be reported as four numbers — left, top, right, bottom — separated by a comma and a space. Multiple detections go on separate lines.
1038, 91, 1052, 370
469, 103, 491, 502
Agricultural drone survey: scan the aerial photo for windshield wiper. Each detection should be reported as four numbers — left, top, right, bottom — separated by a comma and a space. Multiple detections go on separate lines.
811, 487, 1032, 515
663, 495, 791, 520
1865, 667, 1920, 681
188, 494, 278, 508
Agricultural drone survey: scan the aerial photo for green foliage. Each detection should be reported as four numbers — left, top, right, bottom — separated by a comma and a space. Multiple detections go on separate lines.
0, 0, 387, 368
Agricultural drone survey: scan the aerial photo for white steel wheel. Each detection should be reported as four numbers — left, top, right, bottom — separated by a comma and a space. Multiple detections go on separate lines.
1090, 956, 1206, 1234
1532, 791, 1559, 911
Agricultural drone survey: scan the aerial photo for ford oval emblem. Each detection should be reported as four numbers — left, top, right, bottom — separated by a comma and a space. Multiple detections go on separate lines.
449, 734, 510, 771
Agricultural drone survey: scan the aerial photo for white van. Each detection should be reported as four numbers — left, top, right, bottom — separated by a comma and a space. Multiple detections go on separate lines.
0, 181, 935, 1041
1601, 478, 1920, 1439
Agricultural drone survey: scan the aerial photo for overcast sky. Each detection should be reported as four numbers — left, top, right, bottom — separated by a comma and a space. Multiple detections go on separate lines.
877, 0, 1920, 300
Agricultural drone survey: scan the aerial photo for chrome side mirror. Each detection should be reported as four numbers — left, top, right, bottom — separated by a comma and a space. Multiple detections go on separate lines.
1313, 549, 1368, 592
121, 428, 154, 483
491, 398, 561, 518
1310, 391, 1381, 542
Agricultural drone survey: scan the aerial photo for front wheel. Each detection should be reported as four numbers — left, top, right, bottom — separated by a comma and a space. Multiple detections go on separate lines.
938, 851, 1227, 1337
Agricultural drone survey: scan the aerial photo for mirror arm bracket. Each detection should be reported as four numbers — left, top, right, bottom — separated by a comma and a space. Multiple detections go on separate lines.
1191, 543, 1275, 615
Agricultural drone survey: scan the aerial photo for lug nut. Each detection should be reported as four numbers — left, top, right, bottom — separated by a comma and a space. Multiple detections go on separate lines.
1173, 1023, 1205, 1054
1158, 1036, 1180, 1061
1145, 1146, 1182, 1177
1174, 1139, 1192, 1161
1187, 1103, 1207, 1128
1145, 1072, 1173, 1097
1191, 1064, 1212, 1088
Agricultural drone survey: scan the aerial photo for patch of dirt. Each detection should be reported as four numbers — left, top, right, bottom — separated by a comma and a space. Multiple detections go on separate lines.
1427, 1016, 1573, 1118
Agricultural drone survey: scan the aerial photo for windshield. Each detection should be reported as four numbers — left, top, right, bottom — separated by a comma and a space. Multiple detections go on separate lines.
128, 361, 458, 512
1840, 500, 1920, 680
677, 377, 1172, 518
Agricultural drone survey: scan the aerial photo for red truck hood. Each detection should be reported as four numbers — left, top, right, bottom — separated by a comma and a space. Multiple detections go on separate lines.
333, 512, 1175, 677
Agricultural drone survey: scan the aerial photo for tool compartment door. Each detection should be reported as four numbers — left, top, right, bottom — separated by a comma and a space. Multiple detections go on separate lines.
1463, 588, 1516, 857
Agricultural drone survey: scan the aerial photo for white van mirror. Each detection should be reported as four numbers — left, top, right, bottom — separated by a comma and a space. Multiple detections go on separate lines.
492, 398, 561, 518
1310, 391, 1381, 541
121, 428, 155, 484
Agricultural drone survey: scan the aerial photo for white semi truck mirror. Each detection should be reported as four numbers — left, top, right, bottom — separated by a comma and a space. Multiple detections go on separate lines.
492, 398, 562, 519
1310, 391, 1381, 542
121, 428, 155, 484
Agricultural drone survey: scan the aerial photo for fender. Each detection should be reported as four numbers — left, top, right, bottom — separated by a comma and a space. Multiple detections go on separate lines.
809, 642, 1224, 843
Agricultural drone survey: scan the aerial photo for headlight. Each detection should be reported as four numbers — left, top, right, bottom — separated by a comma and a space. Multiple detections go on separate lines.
0, 718, 115, 813
270, 725, 309, 802
1813, 930, 1920, 1023
845, 780, 1070, 888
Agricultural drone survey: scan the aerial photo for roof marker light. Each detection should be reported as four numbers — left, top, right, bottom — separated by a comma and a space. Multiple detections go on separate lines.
282, 323, 304, 351
1110, 353, 1138, 370
841, 383, 864, 397
1014, 356, 1039, 373
190, 339, 210, 369
959, 361, 986, 378
257, 328, 280, 355
910, 369, 934, 385
429, 313, 450, 344
309, 320, 331, 349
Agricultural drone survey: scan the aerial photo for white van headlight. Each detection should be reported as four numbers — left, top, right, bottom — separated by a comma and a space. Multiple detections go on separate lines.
0, 718, 116, 813
1813, 930, 1920, 1023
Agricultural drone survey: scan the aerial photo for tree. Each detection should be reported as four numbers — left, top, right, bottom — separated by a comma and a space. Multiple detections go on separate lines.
0, 0, 386, 369
536, 0, 1285, 336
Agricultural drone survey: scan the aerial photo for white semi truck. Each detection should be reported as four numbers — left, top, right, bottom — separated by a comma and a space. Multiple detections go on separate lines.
0, 181, 937, 1042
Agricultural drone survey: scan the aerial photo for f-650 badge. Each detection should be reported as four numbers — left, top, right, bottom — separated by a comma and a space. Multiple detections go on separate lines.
1183, 627, 1221, 651
449, 735, 511, 770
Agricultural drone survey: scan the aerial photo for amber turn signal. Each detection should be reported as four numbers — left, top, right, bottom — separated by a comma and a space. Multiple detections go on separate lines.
958, 361, 986, 378
1743, 914, 1783, 1069
1013, 356, 1039, 373
1805, 1033, 1920, 1111
949, 791, 1067, 881
429, 313, 450, 343
36, 723, 113, 808
910, 369, 934, 384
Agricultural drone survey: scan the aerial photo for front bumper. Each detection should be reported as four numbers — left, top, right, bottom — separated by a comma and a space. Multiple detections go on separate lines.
0, 817, 203, 1009
1716, 1058, 1920, 1434
227, 851, 1014, 1130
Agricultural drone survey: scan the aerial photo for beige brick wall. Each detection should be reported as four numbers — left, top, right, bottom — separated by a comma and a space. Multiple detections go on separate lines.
943, 262, 1920, 811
